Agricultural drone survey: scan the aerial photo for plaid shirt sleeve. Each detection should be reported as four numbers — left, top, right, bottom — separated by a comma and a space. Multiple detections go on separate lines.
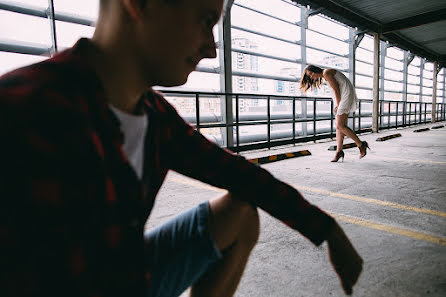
154, 93, 335, 246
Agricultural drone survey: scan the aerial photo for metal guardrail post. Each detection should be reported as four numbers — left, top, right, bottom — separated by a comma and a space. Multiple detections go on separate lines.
388, 101, 391, 129
267, 96, 271, 148
331, 100, 334, 137
313, 98, 317, 140
292, 98, 296, 142
236, 95, 240, 148
195, 93, 200, 132
358, 101, 361, 131
396, 102, 399, 128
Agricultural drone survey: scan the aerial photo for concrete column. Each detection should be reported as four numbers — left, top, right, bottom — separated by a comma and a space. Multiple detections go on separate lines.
432, 61, 438, 123
372, 33, 380, 133
419, 59, 424, 103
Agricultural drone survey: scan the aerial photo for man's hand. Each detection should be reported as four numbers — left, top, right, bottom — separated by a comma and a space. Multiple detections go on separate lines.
327, 222, 363, 295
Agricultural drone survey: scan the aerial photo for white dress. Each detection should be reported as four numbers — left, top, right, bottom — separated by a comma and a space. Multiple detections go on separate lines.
331, 71, 358, 115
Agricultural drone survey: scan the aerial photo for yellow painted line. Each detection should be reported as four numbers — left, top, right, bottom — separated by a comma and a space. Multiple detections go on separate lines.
170, 177, 446, 218
301, 150, 311, 155
250, 158, 258, 164
286, 153, 295, 157
168, 177, 446, 245
269, 155, 277, 161
294, 185, 446, 218
377, 156, 446, 165
330, 212, 446, 246
170, 177, 226, 193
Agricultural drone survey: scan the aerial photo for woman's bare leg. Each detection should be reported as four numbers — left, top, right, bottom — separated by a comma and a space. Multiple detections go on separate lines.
336, 113, 361, 146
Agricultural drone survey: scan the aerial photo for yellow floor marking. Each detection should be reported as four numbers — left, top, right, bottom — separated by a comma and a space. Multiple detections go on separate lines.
168, 177, 446, 245
170, 177, 226, 193
170, 177, 446, 218
330, 212, 446, 246
293, 185, 446, 218
377, 156, 446, 165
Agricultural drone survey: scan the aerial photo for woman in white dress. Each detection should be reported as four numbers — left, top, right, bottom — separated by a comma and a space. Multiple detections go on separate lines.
300, 65, 369, 162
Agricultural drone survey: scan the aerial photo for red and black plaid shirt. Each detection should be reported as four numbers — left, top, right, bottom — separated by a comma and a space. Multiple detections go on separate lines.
0, 39, 334, 297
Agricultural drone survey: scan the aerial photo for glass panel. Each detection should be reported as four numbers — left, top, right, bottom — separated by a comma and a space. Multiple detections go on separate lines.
356, 61, 373, 76
235, 0, 301, 23
0, 52, 47, 75
408, 65, 420, 76
0, 10, 51, 46
355, 74, 372, 88
55, 21, 95, 48
386, 47, 404, 60
53, 0, 99, 20
422, 87, 432, 95
407, 74, 419, 85
359, 35, 374, 51
306, 30, 349, 55
385, 57, 403, 71
232, 76, 301, 96
231, 29, 301, 60
407, 84, 419, 93
356, 88, 372, 100
384, 81, 403, 92
308, 15, 349, 40
384, 92, 402, 101
231, 5, 300, 42
356, 48, 373, 63
423, 78, 433, 87
424, 62, 434, 71
10, 0, 48, 8
306, 48, 348, 70
384, 68, 403, 81
232, 53, 300, 78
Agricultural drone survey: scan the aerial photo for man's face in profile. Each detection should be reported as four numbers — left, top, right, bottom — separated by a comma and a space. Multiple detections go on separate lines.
134, 0, 224, 87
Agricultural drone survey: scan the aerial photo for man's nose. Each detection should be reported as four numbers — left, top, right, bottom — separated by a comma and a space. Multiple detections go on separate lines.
201, 33, 217, 59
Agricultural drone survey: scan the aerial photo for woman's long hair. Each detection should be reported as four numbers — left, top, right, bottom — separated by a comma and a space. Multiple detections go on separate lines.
300, 65, 324, 93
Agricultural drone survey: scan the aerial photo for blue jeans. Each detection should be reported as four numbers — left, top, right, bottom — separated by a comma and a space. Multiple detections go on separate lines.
144, 202, 222, 297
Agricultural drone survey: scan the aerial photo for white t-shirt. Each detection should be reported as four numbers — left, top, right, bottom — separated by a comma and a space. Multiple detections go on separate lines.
109, 104, 148, 180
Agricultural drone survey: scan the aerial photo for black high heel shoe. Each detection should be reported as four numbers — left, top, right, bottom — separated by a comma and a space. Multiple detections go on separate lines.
359, 141, 370, 159
331, 150, 345, 162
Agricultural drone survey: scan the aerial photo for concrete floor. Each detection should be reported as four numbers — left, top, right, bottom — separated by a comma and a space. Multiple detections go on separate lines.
145, 123, 446, 297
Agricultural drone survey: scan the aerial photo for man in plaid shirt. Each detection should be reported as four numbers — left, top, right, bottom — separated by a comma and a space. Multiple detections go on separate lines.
0, 0, 362, 296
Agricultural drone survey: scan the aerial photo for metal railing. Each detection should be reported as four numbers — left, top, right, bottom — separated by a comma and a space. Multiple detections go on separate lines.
156, 90, 446, 152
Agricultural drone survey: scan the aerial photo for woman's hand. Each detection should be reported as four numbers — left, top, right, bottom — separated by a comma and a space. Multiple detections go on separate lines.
334, 105, 338, 114
327, 222, 363, 295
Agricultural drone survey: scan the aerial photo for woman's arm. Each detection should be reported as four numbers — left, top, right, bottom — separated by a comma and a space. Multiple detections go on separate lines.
323, 69, 341, 107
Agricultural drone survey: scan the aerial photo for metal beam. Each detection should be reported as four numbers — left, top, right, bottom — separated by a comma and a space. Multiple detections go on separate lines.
372, 33, 380, 133
47, 0, 57, 54
381, 9, 446, 34
219, 1, 234, 147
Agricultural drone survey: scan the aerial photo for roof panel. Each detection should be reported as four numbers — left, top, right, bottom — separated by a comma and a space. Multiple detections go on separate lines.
335, 0, 446, 23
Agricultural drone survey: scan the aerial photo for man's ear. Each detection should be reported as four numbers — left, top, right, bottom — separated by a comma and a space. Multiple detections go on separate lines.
121, 0, 145, 22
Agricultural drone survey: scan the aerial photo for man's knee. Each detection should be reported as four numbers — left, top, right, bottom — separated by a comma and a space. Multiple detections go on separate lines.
227, 194, 260, 247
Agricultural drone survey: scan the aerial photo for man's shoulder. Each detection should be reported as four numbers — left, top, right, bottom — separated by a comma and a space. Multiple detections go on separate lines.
0, 50, 94, 112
